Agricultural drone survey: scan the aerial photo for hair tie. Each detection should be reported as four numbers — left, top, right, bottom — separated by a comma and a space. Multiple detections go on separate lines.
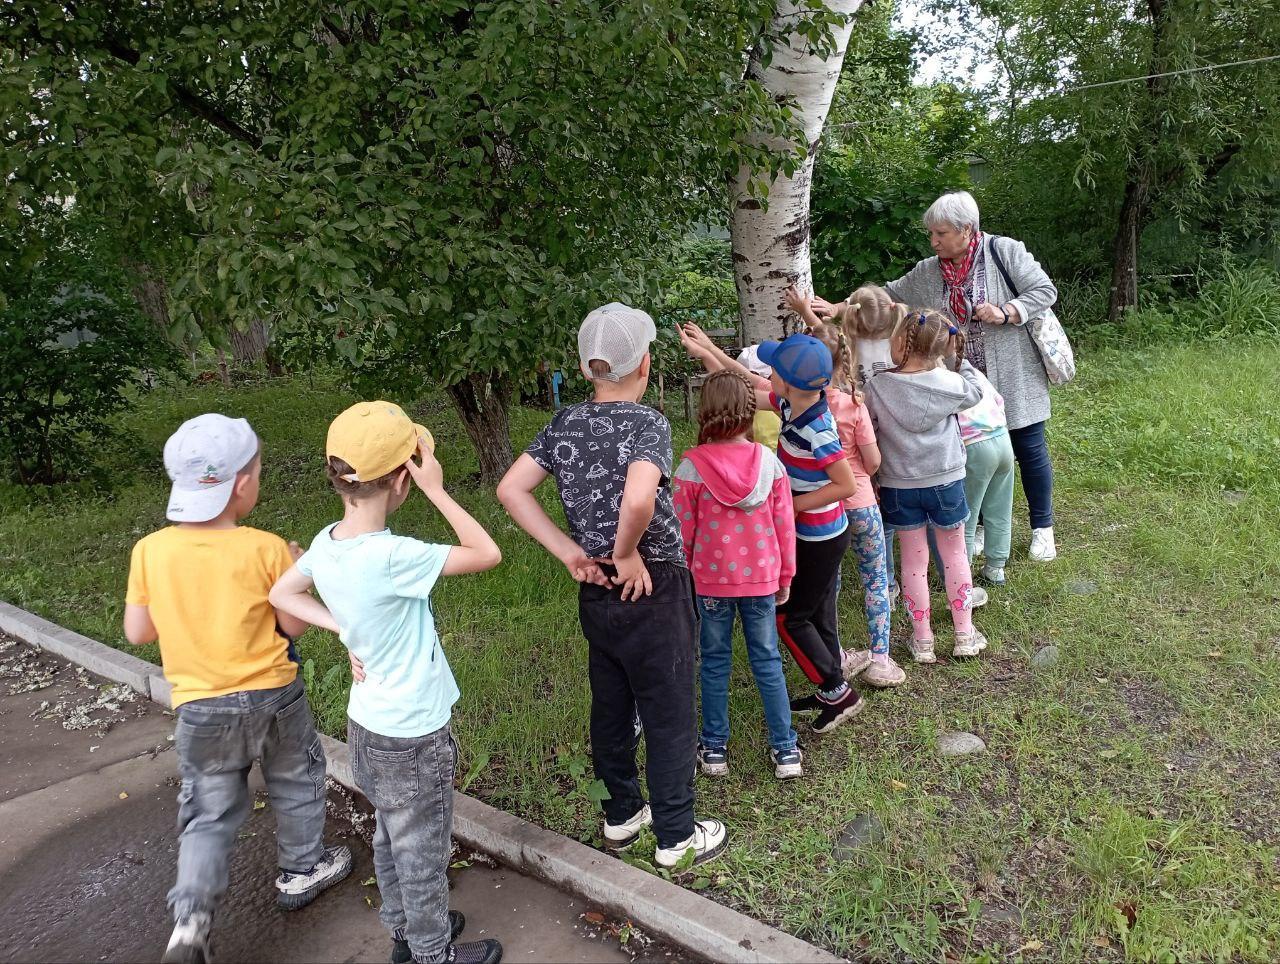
852, 302, 862, 313
918, 312, 927, 326
948, 325, 958, 335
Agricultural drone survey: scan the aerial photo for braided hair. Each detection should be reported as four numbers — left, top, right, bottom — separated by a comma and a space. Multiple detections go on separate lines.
808, 321, 862, 401
890, 307, 967, 372
697, 369, 758, 445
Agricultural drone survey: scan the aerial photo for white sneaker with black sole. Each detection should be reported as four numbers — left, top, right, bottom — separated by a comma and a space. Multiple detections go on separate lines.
654, 818, 728, 869
162, 912, 213, 964
603, 804, 652, 850
275, 844, 353, 910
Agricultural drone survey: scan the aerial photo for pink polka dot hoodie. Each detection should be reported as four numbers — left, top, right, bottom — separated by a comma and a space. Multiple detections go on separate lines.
672, 441, 796, 598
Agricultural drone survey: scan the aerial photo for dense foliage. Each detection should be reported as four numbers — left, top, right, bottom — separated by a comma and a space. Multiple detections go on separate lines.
0, 215, 178, 484
1, 1, 843, 476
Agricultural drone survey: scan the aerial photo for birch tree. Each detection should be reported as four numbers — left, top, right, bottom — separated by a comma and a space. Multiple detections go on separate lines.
732, 0, 864, 344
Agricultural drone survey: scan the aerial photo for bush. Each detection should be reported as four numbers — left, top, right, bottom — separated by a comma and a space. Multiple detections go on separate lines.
1183, 260, 1280, 338
0, 229, 179, 484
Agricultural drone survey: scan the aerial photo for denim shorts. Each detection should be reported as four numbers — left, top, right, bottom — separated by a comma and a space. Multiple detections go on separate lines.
879, 480, 969, 531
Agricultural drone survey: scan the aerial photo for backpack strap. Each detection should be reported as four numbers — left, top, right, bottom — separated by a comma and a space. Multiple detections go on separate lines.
986, 236, 1019, 298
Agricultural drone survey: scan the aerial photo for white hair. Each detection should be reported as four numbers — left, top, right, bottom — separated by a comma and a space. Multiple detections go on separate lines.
923, 191, 980, 233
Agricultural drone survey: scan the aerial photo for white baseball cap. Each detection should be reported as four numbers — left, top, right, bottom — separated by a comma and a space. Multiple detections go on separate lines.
737, 344, 773, 378
163, 414, 260, 522
578, 302, 657, 381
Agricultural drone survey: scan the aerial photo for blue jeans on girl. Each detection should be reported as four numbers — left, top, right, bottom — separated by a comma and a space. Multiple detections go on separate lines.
845, 506, 891, 656
697, 594, 797, 752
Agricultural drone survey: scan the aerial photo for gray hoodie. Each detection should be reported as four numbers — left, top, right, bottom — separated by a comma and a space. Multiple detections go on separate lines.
865, 361, 984, 489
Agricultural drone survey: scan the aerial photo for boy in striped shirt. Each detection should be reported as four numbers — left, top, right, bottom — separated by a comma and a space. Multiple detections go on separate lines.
677, 326, 865, 733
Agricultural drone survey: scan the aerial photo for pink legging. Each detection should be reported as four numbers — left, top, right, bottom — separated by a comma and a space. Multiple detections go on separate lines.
898, 525, 975, 641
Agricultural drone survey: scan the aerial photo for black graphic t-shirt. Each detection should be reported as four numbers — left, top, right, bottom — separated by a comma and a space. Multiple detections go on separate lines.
526, 401, 685, 566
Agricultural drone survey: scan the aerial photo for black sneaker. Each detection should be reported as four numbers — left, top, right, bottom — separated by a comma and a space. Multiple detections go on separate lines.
443, 939, 503, 964
789, 692, 821, 713
391, 913, 466, 963
697, 744, 728, 776
275, 844, 353, 910
162, 912, 212, 964
812, 687, 865, 734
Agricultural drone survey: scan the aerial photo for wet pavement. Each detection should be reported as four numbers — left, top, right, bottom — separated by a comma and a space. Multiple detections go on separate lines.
0, 639, 684, 964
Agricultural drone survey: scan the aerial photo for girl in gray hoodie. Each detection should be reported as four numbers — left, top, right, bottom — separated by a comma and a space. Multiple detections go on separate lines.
865, 309, 991, 663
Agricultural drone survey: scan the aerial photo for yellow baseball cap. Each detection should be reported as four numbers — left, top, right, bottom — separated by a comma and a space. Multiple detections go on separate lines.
326, 401, 434, 482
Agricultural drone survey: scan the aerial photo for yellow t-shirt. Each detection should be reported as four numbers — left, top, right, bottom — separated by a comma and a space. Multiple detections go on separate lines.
126, 526, 298, 708
753, 410, 782, 452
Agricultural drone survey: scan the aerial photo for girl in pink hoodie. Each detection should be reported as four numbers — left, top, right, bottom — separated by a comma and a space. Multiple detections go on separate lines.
673, 371, 801, 781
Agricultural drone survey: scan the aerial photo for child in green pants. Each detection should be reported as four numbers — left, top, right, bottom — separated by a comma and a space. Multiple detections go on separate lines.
958, 368, 1015, 586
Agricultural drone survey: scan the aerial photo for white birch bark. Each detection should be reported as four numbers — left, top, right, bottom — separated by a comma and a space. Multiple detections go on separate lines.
732, 0, 862, 344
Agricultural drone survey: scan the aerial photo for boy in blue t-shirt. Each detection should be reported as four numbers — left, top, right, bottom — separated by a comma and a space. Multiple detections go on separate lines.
270, 402, 503, 964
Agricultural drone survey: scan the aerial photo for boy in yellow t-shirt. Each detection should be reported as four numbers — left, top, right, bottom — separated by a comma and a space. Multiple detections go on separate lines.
124, 413, 352, 964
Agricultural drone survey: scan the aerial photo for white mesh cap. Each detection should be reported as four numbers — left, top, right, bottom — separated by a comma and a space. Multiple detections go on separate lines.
578, 302, 657, 381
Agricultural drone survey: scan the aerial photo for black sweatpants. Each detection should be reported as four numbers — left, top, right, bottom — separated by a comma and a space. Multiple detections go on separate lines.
578, 561, 698, 849
777, 528, 851, 692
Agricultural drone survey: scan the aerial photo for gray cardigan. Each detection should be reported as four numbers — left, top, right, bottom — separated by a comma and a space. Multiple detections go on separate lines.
886, 235, 1058, 430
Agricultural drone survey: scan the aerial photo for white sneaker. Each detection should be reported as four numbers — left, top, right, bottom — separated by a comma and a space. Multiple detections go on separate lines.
162, 912, 212, 964
970, 585, 989, 608
953, 630, 988, 658
973, 524, 985, 558
981, 565, 1006, 585
603, 804, 652, 849
1030, 527, 1057, 562
909, 637, 937, 664
654, 818, 728, 869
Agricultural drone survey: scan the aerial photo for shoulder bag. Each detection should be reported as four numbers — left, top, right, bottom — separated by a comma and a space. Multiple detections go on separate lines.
988, 238, 1076, 385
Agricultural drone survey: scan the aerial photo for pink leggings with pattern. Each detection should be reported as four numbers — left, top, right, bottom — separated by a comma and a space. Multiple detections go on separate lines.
898, 525, 975, 641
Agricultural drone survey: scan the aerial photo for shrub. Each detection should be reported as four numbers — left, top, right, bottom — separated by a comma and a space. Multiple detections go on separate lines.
0, 233, 179, 484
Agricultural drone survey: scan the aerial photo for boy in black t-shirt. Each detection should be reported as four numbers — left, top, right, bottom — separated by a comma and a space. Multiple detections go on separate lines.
497, 303, 727, 869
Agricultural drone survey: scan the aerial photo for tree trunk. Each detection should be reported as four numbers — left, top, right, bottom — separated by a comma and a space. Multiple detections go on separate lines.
230, 319, 269, 367
1106, 0, 1170, 320
1107, 172, 1147, 320
731, 0, 863, 344
127, 260, 170, 330
445, 372, 515, 486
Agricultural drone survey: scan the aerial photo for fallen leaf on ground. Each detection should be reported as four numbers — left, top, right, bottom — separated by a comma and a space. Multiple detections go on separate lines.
1099, 748, 1120, 759
1115, 899, 1138, 927
1093, 935, 1112, 948
1207, 650, 1223, 659
118, 792, 128, 799
1014, 939, 1044, 953
889, 778, 908, 791
362, 876, 377, 887
253, 799, 266, 810
583, 911, 606, 924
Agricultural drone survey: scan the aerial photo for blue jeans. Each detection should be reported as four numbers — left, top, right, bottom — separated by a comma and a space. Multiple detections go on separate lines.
697, 594, 796, 752
1009, 420, 1054, 529
879, 480, 970, 531
169, 678, 326, 918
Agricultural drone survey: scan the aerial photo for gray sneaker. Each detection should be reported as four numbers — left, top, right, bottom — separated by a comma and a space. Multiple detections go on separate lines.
953, 630, 988, 658
276, 845, 353, 910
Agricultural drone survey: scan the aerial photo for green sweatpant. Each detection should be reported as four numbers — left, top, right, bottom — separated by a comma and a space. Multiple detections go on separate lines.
964, 432, 1015, 569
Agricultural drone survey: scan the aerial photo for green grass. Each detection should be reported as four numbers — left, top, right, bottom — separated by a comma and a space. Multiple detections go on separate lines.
3, 338, 1280, 960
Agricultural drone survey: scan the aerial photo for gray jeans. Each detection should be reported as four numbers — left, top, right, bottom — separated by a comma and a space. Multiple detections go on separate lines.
349, 718, 456, 964
169, 677, 327, 918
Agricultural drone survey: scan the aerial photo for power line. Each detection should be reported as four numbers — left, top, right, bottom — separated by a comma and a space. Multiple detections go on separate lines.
1061, 53, 1280, 94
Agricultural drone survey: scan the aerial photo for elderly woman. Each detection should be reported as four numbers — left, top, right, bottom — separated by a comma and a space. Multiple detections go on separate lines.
883, 191, 1060, 562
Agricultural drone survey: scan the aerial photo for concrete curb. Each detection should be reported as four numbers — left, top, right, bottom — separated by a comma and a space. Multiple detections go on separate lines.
3, 601, 844, 964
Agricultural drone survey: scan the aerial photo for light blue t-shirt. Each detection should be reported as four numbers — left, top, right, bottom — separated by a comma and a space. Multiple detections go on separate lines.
296, 524, 457, 738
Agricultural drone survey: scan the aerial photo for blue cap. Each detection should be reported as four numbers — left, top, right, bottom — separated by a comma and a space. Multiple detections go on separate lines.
757, 334, 832, 390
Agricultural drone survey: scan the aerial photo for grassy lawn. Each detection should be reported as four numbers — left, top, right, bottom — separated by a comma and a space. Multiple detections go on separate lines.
3, 337, 1279, 960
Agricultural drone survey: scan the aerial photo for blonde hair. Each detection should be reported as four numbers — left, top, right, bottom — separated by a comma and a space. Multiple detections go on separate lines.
697, 370, 757, 445
838, 285, 903, 340
808, 321, 860, 399
891, 307, 966, 372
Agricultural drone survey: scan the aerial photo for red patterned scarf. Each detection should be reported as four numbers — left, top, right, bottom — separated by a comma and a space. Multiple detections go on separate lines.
939, 230, 983, 323
939, 230, 988, 372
